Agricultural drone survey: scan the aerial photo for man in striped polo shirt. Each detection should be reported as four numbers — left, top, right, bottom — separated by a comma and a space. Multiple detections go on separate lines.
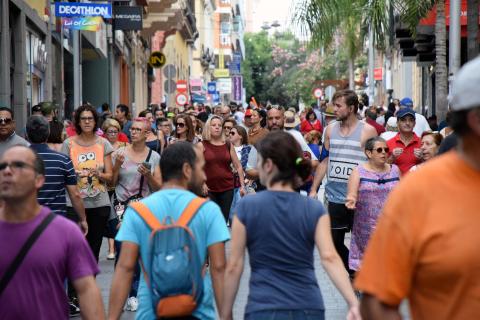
26, 115, 87, 235
309, 90, 377, 276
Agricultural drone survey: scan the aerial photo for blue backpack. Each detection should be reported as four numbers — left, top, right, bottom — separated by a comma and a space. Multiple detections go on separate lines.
130, 197, 207, 318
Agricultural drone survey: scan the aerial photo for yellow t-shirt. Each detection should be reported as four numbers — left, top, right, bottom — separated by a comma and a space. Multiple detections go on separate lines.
355, 151, 480, 320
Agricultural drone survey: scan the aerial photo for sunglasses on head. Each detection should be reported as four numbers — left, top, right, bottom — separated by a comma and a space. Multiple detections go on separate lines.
0, 118, 13, 125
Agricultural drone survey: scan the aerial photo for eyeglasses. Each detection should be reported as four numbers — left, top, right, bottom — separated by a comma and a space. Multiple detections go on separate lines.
80, 117, 94, 122
176, 122, 185, 128
223, 126, 233, 130
0, 118, 13, 125
106, 130, 119, 135
129, 127, 143, 133
0, 161, 36, 173
372, 147, 389, 153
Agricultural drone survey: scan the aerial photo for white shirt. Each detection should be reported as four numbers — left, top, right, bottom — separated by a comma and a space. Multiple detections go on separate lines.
285, 129, 318, 161
414, 113, 431, 136
380, 131, 398, 141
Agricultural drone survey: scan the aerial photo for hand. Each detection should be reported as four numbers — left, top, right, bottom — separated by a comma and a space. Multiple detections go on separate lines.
115, 152, 125, 167
345, 197, 356, 210
413, 148, 423, 160
202, 183, 209, 196
138, 164, 152, 177
392, 148, 404, 159
309, 190, 318, 199
78, 220, 88, 236
346, 304, 362, 320
239, 186, 246, 197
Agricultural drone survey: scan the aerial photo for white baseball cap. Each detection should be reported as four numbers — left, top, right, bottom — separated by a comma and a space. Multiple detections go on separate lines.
449, 56, 480, 111
386, 116, 397, 128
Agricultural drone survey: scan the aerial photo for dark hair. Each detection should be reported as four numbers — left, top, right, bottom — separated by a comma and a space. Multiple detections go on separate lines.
160, 142, 197, 182
74, 104, 99, 134
306, 109, 317, 121
364, 136, 387, 151
332, 89, 359, 113
421, 132, 443, 146
0, 106, 14, 119
365, 107, 377, 120
233, 125, 248, 145
4, 145, 45, 175
450, 108, 480, 137
116, 104, 130, 118
175, 114, 195, 142
156, 117, 168, 126
223, 118, 237, 127
47, 119, 64, 144
101, 103, 110, 112
139, 109, 153, 118
256, 131, 312, 188
26, 116, 50, 143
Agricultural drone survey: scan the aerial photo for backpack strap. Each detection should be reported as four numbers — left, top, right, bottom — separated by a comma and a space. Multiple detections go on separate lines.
176, 197, 207, 227
130, 202, 163, 230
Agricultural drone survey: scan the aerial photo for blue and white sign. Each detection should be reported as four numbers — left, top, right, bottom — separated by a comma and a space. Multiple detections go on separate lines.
212, 92, 220, 103
207, 82, 217, 94
55, 2, 112, 18
229, 52, 242, 75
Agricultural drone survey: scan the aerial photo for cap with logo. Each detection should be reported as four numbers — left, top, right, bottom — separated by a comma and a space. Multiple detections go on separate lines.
449, 56, 480, 111
399, 97, 414, 108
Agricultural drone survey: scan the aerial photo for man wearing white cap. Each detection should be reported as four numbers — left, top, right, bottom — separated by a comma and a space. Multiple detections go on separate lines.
355, 57, 480, 319
380, 117, 398, 140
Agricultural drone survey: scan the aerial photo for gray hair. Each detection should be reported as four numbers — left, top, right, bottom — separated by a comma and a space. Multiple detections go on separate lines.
364, 136, 387, 152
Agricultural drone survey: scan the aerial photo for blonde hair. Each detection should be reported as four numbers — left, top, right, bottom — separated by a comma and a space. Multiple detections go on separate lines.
305, 130, 322, 144
202, 116, 224, 141
102, 118, 121, 132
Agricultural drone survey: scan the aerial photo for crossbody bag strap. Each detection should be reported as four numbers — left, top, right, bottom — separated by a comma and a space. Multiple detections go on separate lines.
176, 197, 207, 227
137, 148, 153, 197
0, 212, 56, 297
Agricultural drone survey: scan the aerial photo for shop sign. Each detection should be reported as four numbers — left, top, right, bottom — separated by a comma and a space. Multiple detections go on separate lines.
113, 6, 143, 31
231, 76, 243, 102
214, 68, 229, 78
62, 17, 102, 31
55, 2, 112, 18
149, 51, 166, 68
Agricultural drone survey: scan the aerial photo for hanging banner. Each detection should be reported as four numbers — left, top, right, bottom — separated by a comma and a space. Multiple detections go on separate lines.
113, 6, 143, 31
55, 2, 112, 18
62, 17, 103, 31
232, 76, 243, 102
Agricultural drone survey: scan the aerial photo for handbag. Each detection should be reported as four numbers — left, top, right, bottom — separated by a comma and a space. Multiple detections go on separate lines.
113, 148, 153, 221
0, 212, 56, 297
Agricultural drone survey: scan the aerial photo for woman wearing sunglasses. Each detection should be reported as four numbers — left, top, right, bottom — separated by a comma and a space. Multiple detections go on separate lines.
345, 136, 400, 275
170, 114, 199, 144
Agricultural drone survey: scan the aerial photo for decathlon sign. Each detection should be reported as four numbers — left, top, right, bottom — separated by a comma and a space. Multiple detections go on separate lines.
55, 2, 112, 18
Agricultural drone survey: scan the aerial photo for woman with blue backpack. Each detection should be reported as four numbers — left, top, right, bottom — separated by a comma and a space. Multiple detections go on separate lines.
221, 131, 360, 320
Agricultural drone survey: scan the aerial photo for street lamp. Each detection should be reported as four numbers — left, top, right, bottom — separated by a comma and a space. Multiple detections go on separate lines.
261, 22, 271, 31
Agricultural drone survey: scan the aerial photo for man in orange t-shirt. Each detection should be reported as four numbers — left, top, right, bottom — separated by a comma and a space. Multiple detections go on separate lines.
355, 56, 480, 320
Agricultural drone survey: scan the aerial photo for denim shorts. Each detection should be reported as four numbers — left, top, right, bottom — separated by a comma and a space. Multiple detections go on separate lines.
245, 309, 325, 320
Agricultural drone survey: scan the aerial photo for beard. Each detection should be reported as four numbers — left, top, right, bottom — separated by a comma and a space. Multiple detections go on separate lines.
187, 175, 205, 197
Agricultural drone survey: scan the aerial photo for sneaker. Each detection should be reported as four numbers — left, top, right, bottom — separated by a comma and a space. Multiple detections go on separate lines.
125, 296, 138, 312
69, 298, 80, 317
106, 252, 115, 260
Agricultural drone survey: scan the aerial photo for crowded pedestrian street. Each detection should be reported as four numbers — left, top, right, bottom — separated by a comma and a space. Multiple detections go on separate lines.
1, 0, 480, 320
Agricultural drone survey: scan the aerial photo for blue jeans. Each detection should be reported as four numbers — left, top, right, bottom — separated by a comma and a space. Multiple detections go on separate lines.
245, 309, 325, 320
229, 187, 241, 221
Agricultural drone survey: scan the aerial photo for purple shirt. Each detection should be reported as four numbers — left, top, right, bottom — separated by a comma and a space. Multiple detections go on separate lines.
0, 207, 99, 319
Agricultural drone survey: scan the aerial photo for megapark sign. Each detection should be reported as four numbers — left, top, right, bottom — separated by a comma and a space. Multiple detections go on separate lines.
55, 2, 112, 18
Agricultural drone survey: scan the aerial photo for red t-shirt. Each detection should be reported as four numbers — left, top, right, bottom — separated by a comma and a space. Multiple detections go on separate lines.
202, 141, 234, 192
300, 119, 323, 135
366, 118, 386, 135
387, 133, 421, 174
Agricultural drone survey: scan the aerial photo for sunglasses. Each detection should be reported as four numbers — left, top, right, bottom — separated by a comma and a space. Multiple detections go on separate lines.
372, 147, 389, 153
223, 126, 233, 130
0, 118, 13, 125
176, 122, 185, 128
229, 131, 236, 136
0, 161, 36, 173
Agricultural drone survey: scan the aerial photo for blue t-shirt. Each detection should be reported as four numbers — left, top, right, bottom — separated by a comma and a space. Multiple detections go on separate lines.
116, 189, 230, 320
235, 190, 326, 314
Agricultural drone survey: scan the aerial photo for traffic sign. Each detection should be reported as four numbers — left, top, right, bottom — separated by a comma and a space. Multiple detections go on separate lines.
164, 79, 176, 94
149, 51, 166, 68
175, 93, 188, 106
207, 82, 217, 94
176, 80, 188, 93
163, 64, 176, 78
313, 87, 323, 99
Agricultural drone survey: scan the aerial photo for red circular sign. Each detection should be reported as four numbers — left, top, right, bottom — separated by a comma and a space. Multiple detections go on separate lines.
313, 88, 323, 98
175, 93, 188, 106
